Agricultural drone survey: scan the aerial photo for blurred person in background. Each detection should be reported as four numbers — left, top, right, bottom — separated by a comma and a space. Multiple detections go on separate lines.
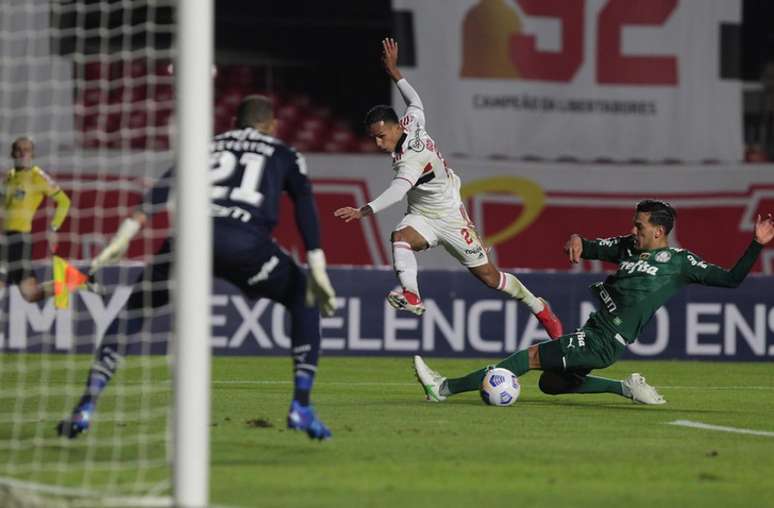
1, 136, 70, 302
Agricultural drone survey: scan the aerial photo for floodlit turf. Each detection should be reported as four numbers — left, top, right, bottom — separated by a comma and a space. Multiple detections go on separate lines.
210, 357, 774, 508
1, 355, 774, 507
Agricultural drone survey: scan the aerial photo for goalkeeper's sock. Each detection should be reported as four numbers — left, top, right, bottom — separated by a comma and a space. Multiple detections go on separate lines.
392, 241, 420, 295
496, 272, 543, 313
76, 372, 108, 409
293, 371, 314, 406
79, 345, 121, 405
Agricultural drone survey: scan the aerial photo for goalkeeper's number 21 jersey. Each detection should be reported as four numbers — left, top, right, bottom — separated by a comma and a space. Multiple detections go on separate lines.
581, 235, 763, 343
208, 127, 314, 238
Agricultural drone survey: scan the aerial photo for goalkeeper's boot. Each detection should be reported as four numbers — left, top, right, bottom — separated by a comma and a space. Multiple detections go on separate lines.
413, 355, 447, 402
535, 298, 563, 339
57, 400, 95, 439
287, 400, 332, 440
622, 373, 666, 405
387, 289, 426, 316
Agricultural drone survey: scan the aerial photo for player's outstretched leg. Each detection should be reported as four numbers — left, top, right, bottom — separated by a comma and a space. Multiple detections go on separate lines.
471, 266, 564, 339
622, 373, 666, 405
412, 355, 450, 402
57, 343, 122, 439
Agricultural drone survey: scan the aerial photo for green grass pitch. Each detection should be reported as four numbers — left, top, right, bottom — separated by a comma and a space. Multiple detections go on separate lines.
2, 355, 774, 507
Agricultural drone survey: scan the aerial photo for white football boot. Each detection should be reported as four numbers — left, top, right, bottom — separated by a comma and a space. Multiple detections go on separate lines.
413, 355, 447, 402
623, 373, 666, 405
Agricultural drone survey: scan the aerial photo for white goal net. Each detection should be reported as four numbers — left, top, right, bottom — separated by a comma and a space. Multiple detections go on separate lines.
0, 1, 181, 505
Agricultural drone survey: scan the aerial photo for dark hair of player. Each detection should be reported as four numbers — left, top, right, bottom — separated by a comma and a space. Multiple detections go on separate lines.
636, 199, 677, 234
235, 95, 273, 128
364, 105, 399, 126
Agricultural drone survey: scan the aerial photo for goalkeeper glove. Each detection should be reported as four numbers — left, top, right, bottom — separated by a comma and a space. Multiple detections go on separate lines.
305, 249, 337, 317
89, 217, 141, 274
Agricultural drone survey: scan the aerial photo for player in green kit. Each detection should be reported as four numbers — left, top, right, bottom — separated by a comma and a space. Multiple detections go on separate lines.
413, 200, 774, 405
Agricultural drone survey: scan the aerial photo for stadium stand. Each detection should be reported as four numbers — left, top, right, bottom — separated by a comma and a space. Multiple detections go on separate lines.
74, 59, 377, 153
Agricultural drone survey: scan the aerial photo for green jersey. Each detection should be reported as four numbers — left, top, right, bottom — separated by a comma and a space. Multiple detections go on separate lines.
581, 235, 763, 343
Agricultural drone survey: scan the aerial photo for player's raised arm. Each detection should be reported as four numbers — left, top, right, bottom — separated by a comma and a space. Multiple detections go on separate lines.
684, 213, 772, 288
381, 38, 403, 82
382, 38, 424, 114
756, 212, 774, 244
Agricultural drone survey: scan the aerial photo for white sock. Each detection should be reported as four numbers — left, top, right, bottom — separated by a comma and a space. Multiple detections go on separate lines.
496, 272, 544, 313
392, 241, 420, 296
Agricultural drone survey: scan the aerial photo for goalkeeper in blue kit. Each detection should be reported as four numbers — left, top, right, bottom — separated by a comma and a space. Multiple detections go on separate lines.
58, 95, 337, 440
414, 200, 774, 405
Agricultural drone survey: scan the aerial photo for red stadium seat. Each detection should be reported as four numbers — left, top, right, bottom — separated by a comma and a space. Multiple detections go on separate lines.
357, 137, 380, 153
81, 88, 105, 108
83, 61, 108, 81
129, 111, 148, 129
129, 59, 147, 79
300, 116, 327, 133
224, 65, 255, 87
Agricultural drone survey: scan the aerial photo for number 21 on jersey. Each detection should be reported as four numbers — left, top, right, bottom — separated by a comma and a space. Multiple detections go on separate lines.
210, 151, 265, 206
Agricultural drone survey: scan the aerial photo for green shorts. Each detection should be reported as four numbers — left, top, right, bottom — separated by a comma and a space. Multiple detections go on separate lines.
554, 317, 626, 372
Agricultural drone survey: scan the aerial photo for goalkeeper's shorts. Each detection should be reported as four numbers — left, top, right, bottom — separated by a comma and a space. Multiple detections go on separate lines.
213, 220, 305, 307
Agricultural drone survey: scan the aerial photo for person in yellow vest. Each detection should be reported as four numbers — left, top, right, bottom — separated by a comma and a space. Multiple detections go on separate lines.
2, 137, 71, 302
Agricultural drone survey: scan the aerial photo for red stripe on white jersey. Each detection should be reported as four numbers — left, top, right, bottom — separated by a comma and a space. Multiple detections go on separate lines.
422, 163, 433, 174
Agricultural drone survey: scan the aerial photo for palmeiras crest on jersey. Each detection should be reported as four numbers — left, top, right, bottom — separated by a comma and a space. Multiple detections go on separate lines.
654, 251, 672, 263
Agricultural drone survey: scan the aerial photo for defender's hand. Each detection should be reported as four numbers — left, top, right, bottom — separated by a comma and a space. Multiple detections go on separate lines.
754, 213, 774, 245
305, 249, 337, 317
565, 234, 583, 264
334, 206, 363, 223
381, 38, 402, 81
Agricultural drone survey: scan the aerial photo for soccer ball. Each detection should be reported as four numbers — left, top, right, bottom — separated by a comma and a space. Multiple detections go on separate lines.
480, 368, 521, 406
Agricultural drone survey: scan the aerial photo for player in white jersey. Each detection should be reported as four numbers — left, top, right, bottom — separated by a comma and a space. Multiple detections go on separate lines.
334, 38, 563, 339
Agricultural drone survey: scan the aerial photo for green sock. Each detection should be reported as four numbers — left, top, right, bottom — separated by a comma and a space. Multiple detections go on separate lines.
444, 367, 489, 395
444, 350, 531, 396
575, 375, 624, 396
495, 349, 530, 377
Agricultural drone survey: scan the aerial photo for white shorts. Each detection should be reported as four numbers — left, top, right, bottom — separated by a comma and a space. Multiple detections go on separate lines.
395, 206, 489, 268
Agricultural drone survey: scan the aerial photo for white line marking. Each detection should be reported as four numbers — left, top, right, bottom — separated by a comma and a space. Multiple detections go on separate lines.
668, 420, 774, 437
660, 386, 774, 390
0, 476, 172, 506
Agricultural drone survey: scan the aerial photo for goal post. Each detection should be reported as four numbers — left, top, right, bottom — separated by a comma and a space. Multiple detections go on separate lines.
173, 0, 212, 506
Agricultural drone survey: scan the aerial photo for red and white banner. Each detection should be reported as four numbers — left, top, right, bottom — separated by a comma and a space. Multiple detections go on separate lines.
280, 155, 774, 274
392, 0, 742, 162
39, 155, 774, 274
